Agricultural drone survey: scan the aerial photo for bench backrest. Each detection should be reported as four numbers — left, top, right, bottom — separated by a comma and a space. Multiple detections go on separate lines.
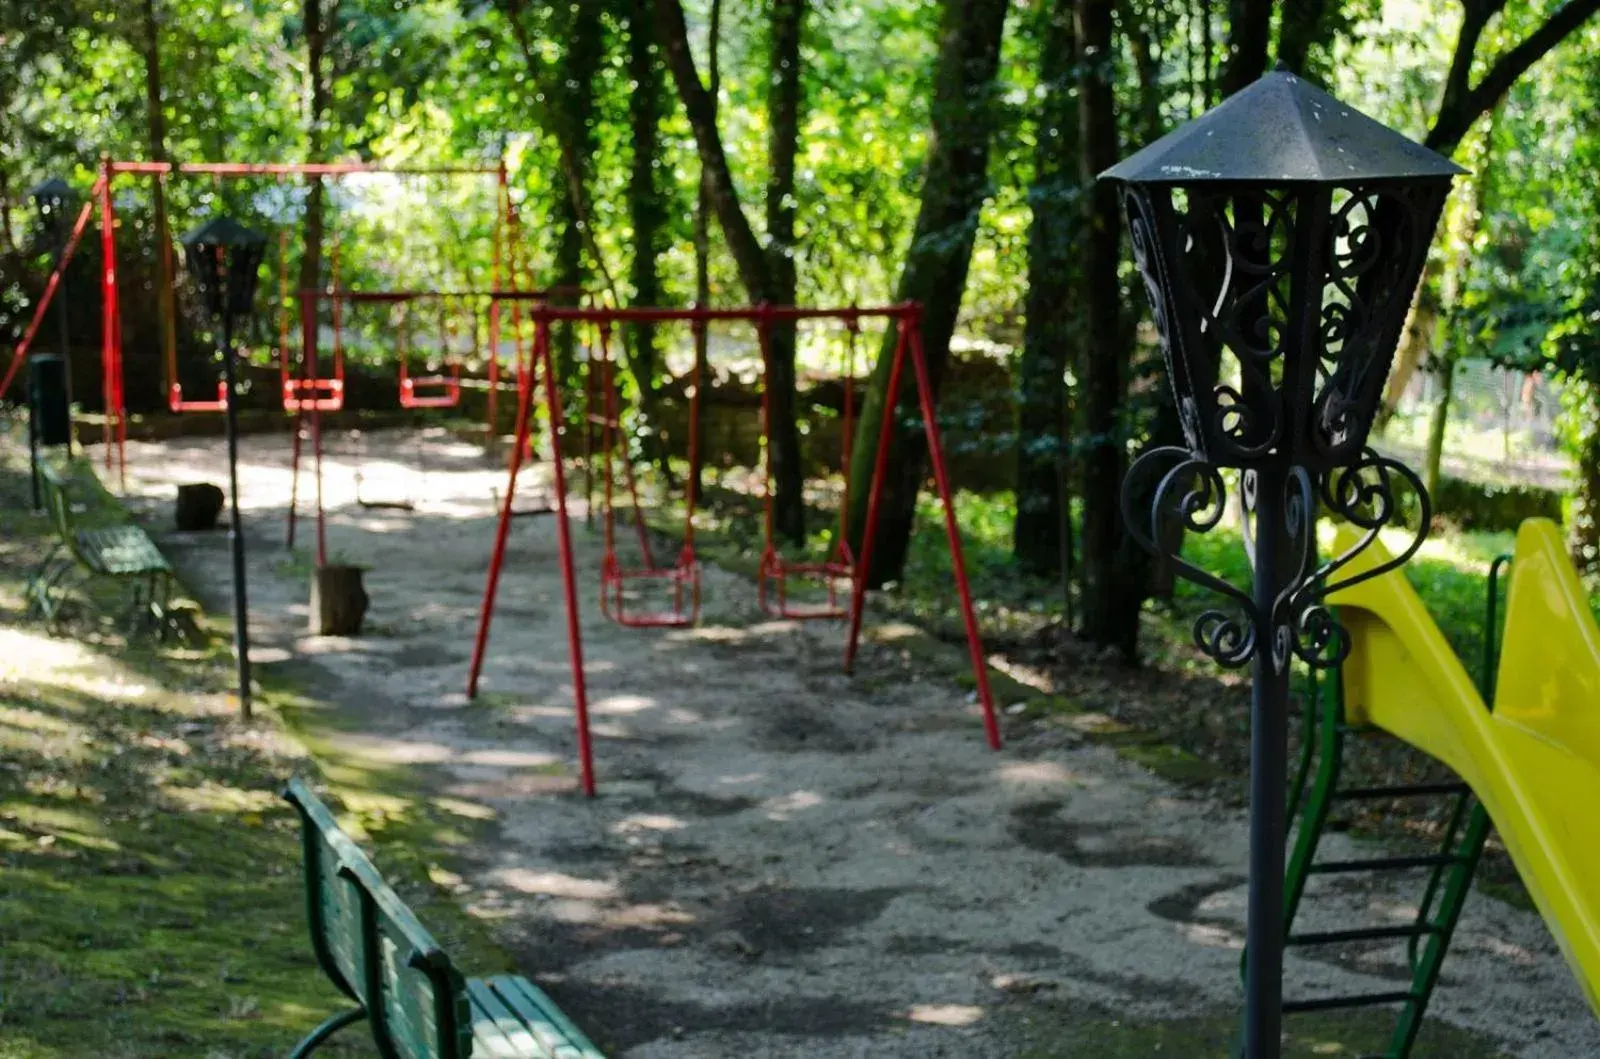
284, 779, 474, 1059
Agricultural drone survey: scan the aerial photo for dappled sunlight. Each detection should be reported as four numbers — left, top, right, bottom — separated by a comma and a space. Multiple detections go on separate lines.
0, 628, 150, 702
493, 868, 619, 901
459, 748, 562, 768
907, 1003, 984, 1027
996, 759, 1087, 788
161, 779, 278, 815
611, 813, 687, 835
763, 789, 824, 820
338, 733, 456, 765
1181, 921, 1244, 950
433, 796, 496, 821
592, 693, 658, 716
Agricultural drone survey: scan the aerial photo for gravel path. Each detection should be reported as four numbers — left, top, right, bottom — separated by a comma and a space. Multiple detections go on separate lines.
106, 428, 1599, 1057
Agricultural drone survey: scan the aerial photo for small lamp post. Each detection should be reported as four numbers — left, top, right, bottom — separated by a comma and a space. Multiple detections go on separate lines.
181, 216, 266, 717
1101, 71, 1461, 1057
26, 178, 79, 506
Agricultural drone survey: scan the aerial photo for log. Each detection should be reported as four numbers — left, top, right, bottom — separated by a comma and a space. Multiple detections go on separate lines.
175, 482, 225, 531
309, 564, 369, 636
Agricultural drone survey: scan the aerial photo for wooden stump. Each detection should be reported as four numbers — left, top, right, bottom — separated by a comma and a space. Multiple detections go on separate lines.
310, 564, 369, 636
175, 483, 225, 531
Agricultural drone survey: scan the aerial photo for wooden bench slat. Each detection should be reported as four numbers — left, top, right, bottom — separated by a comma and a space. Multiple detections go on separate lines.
469, 980, 553, 1058
489, 975, 603, 1059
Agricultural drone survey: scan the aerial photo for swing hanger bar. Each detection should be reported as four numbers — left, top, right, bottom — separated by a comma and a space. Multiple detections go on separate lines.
109, 160, 500, 177
306, 286, 581, 303
505, 303, 911, 323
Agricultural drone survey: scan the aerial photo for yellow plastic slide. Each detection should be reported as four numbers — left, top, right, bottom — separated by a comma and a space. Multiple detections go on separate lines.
1330, 518, 1600, 1014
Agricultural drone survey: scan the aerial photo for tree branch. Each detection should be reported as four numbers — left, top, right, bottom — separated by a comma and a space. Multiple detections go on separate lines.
653, 0, 770, 300
1426, 0, 1600, 153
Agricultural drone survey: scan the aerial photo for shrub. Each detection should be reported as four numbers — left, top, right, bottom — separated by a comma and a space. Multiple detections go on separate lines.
1432, 474, 1564, 532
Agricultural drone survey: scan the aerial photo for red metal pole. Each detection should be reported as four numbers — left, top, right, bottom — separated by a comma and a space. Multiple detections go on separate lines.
98, 161, 117, 474
468, 323, 540, 700
313, 403, 326, 568
844, 315, 910, 675
905, 321, 1001, 750
287, 409, 303, 549
0, 188, 99, 403
536, 319, 597, 798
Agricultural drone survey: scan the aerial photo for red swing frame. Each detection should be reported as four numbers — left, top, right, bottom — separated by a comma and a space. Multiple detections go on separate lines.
466, 303, 1001, 798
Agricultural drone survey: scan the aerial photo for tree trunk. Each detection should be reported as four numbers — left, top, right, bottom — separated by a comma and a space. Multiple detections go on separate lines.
689, 0, 723, 501
628, 0, 668, 470
310, 564, 369, 635
1075, 0, 1143, 657
1219, 0, 1272, 98
1013, 0, 1077, 577
1276, 0, 1330, 75
142, 0, 175, 415
1424, 357, 1455, 499
553, 1, 604, 388
764, 0, 806, 544
845, 0, 1011, 585
299, 0, 329, 324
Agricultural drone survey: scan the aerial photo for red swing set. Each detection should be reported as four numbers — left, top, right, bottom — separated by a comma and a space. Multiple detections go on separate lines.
467, 303, 1000, 798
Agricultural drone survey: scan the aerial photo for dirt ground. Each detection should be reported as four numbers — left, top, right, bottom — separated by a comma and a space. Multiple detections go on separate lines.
102, 426, 1600, 1058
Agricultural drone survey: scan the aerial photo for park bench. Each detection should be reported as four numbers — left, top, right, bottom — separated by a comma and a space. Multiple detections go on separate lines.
283, 778, 607, 1059
26, 460, 176, 633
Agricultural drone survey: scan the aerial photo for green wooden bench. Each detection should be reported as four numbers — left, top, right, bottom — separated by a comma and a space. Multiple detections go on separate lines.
283, 779, 607, 1059
26, 460, 176, 633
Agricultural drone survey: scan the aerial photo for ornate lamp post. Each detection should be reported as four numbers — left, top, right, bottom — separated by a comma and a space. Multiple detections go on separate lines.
181, 216, 266, 718
1101, 71, 1461, 1057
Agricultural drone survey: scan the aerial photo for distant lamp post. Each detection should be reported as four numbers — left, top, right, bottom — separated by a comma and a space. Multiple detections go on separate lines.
1101, 70, 1461, 1058
25, 178, 79, 506
181, 216, 266, 718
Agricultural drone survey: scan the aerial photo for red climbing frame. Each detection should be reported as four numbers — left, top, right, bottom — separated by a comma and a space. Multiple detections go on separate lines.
466, 303, 1001, 798
0, 179, 103, 407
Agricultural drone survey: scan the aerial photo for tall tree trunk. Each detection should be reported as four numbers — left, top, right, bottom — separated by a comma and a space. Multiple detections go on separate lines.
1075, 0, 1143, 656
1219, 0, 1272, 98
764, 0, 807, 544
142, 0, 174, 413
628, 0, 667, 468
1424, 358, 1455, 498
689, 0, 723, 501
655, 0, 811, 543
299, 0, 329, 315
1277, 0, 1330, 74
1013, 0, 1077, 577
845, 0, 1011, 584
553, 1, 604, 388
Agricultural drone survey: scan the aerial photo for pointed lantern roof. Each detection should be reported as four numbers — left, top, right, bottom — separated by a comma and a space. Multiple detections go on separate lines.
27, 177, 75, 202
1102, 70, 1464, 185
180, 215, 267, 250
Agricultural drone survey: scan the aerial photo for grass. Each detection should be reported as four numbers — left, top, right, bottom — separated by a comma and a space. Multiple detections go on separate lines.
0, 449, 506, 1058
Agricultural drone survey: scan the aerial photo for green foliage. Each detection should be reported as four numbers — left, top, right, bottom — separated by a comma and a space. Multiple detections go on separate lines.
1432, 473, 1564, 532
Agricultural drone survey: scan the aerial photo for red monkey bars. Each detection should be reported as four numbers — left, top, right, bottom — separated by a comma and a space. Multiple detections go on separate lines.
466, 303, 1001, 798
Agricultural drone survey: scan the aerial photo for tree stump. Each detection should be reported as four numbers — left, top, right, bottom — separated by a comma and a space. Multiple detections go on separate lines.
175, 483, 225, 531
310, 565, 369, 636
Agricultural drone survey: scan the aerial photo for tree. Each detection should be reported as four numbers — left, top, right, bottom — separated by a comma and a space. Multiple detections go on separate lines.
654, 0, 808, 543
1379, 0, 1600, 423
1013, 0, 1078, 578
627, 0, 668, 451
843, 0, 1011, 585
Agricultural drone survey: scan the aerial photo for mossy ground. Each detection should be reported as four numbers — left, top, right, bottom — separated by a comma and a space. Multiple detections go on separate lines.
0, 449, 503, 1058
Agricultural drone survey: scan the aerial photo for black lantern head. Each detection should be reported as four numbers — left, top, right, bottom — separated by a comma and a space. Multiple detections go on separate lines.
180, 215, 267, 325
27, 177, 76, 244
1102, 71, 1463, 471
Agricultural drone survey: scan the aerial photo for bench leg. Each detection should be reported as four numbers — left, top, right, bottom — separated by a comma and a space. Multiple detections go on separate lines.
287, 1006, 366, 1059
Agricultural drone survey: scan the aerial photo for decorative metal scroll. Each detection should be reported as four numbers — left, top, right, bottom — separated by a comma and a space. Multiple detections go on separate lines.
1121, 445, 1430, 674
1120, 181, 1448, 472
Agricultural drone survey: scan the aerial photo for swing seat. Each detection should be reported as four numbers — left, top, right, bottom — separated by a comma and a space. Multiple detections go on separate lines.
168, 381, 229, 413
600, 550, 701, 628
400, 373, 462, 409
283, 376, 345, 411
758, 546, 854, 621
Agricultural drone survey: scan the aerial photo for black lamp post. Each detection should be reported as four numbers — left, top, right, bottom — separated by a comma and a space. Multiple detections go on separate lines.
1101, 71, 1460, 1057
26, 178, 79, 507
181, 216, 266, 718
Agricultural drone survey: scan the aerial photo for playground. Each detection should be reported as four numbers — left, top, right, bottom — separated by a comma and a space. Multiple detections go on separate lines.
1, 426, 1593, 1057
11, 3, 1600, 1056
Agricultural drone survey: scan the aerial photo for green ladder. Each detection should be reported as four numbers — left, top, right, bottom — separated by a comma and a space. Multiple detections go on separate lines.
1246, 556, 1512, 1058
